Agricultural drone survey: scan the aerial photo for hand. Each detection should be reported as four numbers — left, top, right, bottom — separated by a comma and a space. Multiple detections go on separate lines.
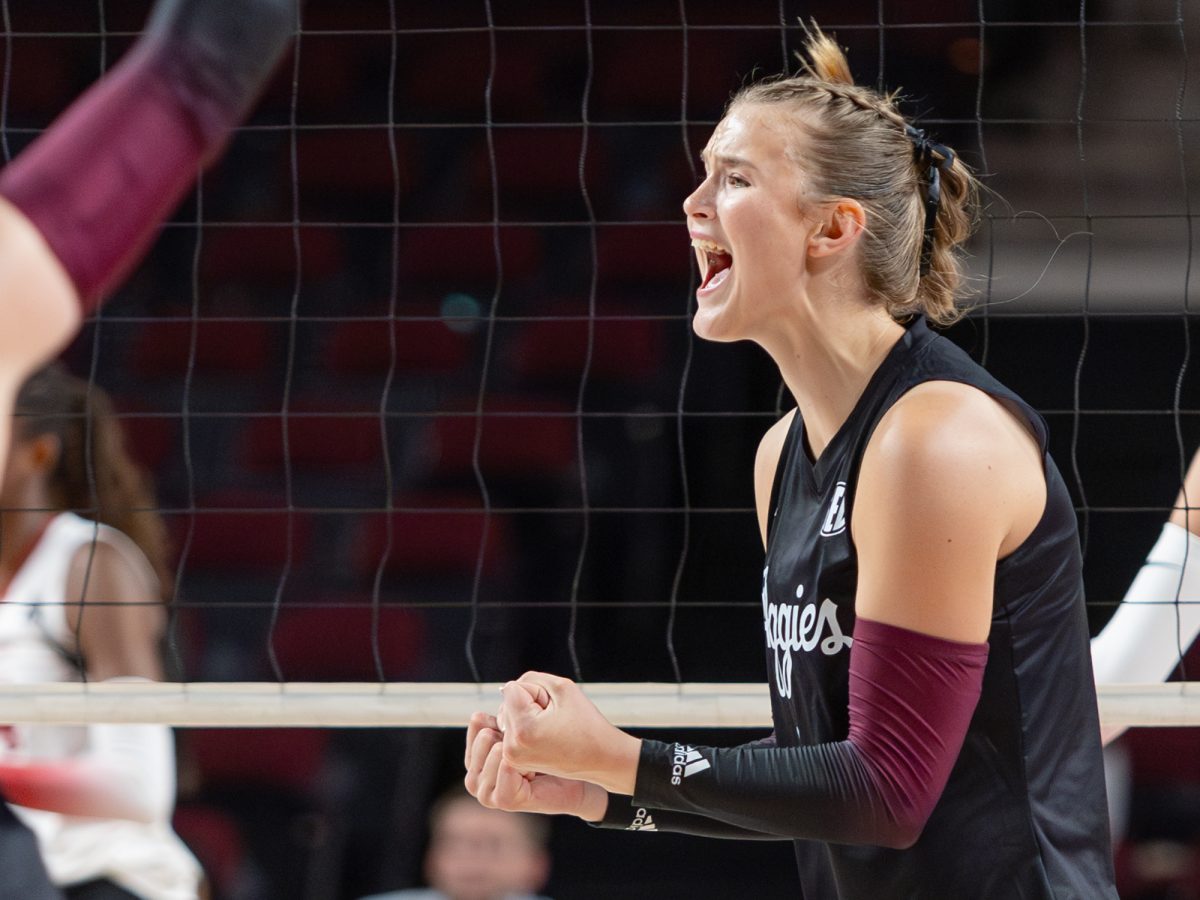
463, 711, 607, 820
498, 672, 641, 795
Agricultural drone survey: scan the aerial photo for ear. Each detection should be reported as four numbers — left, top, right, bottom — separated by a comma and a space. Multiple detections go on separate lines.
807, 199, 867, 260
27, 433, 61, 475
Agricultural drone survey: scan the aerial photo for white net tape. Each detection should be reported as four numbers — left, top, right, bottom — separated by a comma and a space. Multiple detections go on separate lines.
0, 682, 1192, 729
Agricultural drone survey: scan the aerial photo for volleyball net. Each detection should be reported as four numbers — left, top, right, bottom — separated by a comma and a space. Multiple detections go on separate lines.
0, 0, 1197, 728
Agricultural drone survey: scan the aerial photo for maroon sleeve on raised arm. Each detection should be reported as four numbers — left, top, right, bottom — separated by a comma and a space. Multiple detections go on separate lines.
0, 0, 294, 311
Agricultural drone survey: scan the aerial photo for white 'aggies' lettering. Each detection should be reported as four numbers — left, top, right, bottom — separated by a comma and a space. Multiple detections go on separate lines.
761, 567, 853, 699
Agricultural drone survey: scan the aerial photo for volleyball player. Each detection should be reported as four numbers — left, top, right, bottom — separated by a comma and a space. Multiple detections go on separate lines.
0, 365, 199, 900
0, 1, 296, 896
1092, 448, 1200, 744
464, 25, 1117, 898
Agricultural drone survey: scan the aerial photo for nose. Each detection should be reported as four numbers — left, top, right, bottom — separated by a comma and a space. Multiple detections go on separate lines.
683, 175, 713, 220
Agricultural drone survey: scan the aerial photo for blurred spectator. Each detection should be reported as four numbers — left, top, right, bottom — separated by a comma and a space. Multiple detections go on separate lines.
360, 787, 551, 900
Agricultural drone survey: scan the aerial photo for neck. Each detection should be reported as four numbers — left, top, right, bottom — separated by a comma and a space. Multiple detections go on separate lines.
0, 506, 55, 576
757, 293, 906, 460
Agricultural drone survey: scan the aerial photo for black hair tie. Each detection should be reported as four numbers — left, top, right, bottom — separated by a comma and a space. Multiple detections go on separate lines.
905, 124, 955, 277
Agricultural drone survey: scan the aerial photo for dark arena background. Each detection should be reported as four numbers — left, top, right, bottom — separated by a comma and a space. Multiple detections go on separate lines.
3, 1, 1200, 897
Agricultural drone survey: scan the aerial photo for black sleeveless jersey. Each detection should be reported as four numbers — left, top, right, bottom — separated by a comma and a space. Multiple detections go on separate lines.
764, 318, 1116, 899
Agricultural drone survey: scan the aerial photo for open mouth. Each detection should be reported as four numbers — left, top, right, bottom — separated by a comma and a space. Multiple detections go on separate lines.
692, 238, 733, 291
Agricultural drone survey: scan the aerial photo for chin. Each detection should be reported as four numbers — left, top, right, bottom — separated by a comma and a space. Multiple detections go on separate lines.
692, 306, 744, 343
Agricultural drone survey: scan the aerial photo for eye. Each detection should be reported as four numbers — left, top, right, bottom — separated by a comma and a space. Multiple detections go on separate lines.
726, 173, 750, 188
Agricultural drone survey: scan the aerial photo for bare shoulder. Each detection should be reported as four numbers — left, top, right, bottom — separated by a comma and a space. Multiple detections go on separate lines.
66, 534, 156, 598
853, 381, 1046, 641
753, 409, 798, 548
857, 380, 1046, 571
865, 380, 1040, 483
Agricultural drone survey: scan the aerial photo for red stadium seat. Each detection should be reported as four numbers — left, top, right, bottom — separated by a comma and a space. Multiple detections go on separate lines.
130, 320, 278, 380
469, 128, 607, 194
508, 313, 665, 383
397, 33, 490, 120
199, 226, 345, 286
239, 406, 384, 473
172, 804, 247, 898
186, 729, 330, 793
268, 601, 424, 681
596, 224, 693, 285
294, 129, 413, 195
293, 35, 374, 115
175, 491, 316, 574
112, 402, 178, 472
589, 28, 741, 117
426, 397, 576, 480
397, 227, 543, 287
4, 40, 78, 118
1124, 727, 1200, 786
357, 490, 512, 579
324, 315, 473, 376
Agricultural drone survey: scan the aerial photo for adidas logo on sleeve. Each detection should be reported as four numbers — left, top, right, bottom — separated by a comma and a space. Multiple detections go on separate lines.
628, 808, 657, 831
670, 743, 711, 785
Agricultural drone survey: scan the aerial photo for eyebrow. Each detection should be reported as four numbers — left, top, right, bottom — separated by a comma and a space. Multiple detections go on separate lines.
701, 153, 759, 172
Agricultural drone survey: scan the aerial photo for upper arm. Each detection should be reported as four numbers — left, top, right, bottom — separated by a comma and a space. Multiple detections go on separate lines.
65, 538, 165, 682
753, 410, 797, 550
0, 197, 80, 374
0, 200, 81, 479
852, 383, 1045, 643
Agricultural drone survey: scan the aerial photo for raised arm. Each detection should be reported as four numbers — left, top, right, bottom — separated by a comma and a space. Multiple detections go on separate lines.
0, 0, 295, 478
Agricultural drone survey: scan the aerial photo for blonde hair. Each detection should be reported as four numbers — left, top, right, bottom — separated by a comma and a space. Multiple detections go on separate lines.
730, 23, 979, 325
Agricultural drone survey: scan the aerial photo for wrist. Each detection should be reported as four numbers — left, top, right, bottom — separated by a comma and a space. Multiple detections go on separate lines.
576, 783, 609, 822
586, 731, 642, 796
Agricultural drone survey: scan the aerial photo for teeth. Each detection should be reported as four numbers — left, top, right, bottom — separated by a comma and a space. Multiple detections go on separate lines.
691, 238, 731, 256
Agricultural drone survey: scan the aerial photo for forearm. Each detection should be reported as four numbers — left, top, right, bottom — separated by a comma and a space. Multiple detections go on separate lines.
594, 793, 789, 840
632, 737, 904, 846
590, 732, 786, 840
627, 620, 987, 849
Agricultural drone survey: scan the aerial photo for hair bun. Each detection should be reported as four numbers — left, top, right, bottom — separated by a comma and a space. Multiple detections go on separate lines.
799, 21, 855, 86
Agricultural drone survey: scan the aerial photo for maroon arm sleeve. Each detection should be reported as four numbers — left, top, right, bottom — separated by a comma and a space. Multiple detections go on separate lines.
630, 618, 988, 849
0, 0, 296, 311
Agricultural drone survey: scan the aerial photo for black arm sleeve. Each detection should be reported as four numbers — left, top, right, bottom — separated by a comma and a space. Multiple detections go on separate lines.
592, 792, 789, 840
589, 732, 786, 841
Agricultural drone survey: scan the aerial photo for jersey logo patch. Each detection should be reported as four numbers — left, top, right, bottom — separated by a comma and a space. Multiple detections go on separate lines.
820, 482, 847, 537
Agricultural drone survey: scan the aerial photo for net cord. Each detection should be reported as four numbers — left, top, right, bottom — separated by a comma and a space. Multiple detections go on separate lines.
0, 681, 1189, 729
